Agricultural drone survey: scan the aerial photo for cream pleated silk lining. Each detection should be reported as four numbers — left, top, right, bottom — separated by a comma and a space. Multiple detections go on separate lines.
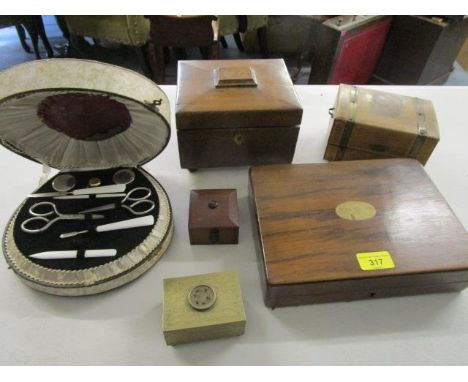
0, 58, 171, 170
0, 90, 169, 170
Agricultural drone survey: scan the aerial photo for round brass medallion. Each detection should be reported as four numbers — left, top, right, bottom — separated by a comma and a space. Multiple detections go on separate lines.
335, 201, 376, 221
188, 284, 217, 311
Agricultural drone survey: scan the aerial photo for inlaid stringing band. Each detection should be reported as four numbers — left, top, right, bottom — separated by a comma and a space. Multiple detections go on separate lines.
336, 85, 359, 160
415, 97, 427, 137
408, 97, 428, 159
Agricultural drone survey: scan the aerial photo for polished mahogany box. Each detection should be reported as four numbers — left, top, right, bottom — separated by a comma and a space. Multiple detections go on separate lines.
176, 59, 303, 170
249, 159, 468, 308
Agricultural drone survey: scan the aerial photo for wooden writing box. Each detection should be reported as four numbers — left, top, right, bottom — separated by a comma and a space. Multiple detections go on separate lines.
325, 85, 439, 165
176, 59, 303, 170
249, 159, 468, 308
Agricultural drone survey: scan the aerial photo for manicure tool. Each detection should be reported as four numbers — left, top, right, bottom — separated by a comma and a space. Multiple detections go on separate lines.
29, 249, 117, 260
60, 215, 155, 239
29, 184, 125, 198
79, 187, 155, 216
21, 202, 104, 234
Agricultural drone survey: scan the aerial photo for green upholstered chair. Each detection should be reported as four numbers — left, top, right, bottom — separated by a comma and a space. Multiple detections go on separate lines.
63, 16, 151, 75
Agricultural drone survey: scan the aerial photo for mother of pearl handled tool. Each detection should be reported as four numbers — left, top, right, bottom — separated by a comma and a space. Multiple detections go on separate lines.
29, 249, 117, 260
60, 215, 155, 239
30, 184, 126, 198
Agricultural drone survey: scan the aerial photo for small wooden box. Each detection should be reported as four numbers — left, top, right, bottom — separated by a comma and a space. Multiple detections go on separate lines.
162, 271, 246, 346
189, 189, 239, 244
325, 85, 440, 165
176, 59, 303, 169
249, 159, 468, 308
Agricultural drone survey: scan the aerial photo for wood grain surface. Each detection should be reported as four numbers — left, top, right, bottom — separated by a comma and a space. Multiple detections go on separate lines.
176, 59, 303, 129
177, 126, 299, 169
249, 158, 468, 307
189, 189, 239, 244
325, 85, 439, 165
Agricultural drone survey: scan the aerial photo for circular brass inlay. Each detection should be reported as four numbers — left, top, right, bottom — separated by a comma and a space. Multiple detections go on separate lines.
88, 177, 102, 187
188, 284, 216, 311
335, 201, 376, 221
52, 174, 76, 192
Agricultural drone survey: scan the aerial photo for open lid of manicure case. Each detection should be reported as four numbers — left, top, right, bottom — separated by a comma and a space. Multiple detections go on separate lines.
0, 60, 173, 296
0, 59, 171, 170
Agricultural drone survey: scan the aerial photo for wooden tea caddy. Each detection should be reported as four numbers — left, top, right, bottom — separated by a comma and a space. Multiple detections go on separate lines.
175, 59, 303, 170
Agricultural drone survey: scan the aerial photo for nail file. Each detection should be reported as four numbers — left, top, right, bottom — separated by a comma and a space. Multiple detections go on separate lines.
29, 249, 117, 260
59, 215, 155, 239
29, 184, 126, 198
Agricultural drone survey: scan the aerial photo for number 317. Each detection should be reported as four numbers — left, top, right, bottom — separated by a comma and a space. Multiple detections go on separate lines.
369, 258, 383, 266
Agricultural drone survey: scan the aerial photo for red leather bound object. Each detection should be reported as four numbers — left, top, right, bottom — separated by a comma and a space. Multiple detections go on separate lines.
329, 17, 392, 84
309, 16, 392, 85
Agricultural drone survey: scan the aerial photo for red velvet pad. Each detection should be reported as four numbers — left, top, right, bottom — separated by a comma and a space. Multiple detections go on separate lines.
37, 93, 132, 141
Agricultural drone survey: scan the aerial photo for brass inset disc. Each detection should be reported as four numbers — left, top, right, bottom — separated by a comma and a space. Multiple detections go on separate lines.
188, 284, 216, 311
88, 177, 102, 187
335, 201, 376, 221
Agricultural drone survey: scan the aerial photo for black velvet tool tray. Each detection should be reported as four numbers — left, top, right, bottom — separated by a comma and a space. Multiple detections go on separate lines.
13, 167, 160, 271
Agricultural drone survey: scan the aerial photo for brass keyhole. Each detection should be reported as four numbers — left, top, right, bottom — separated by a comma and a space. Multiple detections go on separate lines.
234, 134, 245, 145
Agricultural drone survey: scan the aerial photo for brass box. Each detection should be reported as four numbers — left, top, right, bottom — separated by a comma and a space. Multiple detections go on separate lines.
162, 271, 246, 346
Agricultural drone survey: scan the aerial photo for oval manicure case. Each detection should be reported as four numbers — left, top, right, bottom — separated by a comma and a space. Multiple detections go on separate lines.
0, 59, 173, 296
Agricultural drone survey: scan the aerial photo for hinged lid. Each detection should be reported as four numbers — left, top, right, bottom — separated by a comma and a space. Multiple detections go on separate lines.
0, 59, 171, 170
250, 159, 468, 287
176, 59, 303, 130
328, 84, 439, 160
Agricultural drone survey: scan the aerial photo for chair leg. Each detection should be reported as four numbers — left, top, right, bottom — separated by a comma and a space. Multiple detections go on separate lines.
200, 42, 219, 59
134, 45, 152, 78
211, 42, 220, 59
55, 16, 70, 40
69, 35, 89, 58
34, 16, 54, 58
233, 33, 244, 52
257, 26, 268, 58
22, 20, 41, 59
15, 25, 31, 53
147, 42, 166, 83
220, 36, 228, 48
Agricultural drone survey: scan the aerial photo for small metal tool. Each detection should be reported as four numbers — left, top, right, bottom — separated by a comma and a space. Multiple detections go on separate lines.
60, 215, 155, 239
21, 202, 104, 234
30, 184, 126, 198
79, 187, 155, 216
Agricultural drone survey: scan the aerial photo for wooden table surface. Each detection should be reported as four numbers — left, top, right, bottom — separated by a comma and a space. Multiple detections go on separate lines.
0, 85, 467, 365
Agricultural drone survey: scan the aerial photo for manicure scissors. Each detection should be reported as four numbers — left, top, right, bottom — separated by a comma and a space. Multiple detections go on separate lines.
21, 202, 104, 234
79, 187, 155, 216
